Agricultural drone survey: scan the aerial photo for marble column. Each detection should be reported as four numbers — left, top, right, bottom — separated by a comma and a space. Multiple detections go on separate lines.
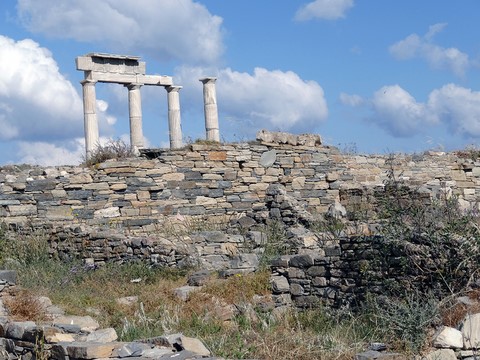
81, 80, 99, 159
199, 77, 220, 142
167, 85, 183, 149
127, 84, 144, 150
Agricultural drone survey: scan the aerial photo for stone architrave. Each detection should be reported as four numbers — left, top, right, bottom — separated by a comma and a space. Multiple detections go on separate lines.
199, 77, 220, 142
166, 85, 183, 149
76, 53, 178, 159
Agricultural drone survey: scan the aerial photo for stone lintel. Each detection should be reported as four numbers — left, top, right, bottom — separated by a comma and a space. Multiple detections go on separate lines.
76, 55, 146, 75
85, 71, 173, 86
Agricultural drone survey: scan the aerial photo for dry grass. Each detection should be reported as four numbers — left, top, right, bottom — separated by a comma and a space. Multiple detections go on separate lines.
4, 259, 375, 359
4, 289, 47, 322
440, 290, 480, 328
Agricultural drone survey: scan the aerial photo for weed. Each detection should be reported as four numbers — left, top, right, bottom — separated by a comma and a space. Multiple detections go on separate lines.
83, 139, 135, 166
258, 220, 291, 268
4, 289, 47, 322
369, 154, 480, 298
159, 214, 233, 239
455, 144, 480, 161
365, 292, 440, 354
309, 214, 345, 241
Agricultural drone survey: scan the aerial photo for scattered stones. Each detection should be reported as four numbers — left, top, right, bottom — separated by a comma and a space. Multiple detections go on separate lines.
173, 286, 200, 301
85, 328, 118, 343
53, 315, 100, 333
187, 270, 212, 287
116, 296, 139, 307
354, 350, 405, 359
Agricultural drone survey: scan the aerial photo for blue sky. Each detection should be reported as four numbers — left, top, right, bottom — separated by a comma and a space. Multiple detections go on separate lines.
1, 0, 480, 165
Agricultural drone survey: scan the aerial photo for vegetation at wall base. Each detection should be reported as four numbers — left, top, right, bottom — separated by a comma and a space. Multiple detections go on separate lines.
2, 163, 480, 357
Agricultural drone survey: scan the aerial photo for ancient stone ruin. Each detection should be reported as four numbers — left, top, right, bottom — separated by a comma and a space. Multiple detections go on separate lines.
76, 53, 220, 159
2, 129, 480, 359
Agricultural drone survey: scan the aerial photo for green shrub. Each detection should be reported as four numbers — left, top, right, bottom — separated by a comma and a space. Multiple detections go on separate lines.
365, 292, 440, 353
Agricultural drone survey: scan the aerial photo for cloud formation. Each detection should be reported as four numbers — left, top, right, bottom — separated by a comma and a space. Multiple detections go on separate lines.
389, 23, 471, 77
295, 0, 354, 21
175, 66, 328, 135
0, 34, 121, 166
17, 0, 224, 65
339, 92, 364, 106
347, 84, 480, 138
17, 138, 85, 166
0, 35, 82, 141
370, 85, 438, 137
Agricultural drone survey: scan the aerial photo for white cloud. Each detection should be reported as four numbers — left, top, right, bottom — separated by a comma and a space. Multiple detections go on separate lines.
295, 0, 354, 21
16, 138, 85, 166
175, 66, 328, 135
425, 23, 448, 41
428, 84, 480, 137
370, 85, 438, 137
363, 84, 480, 138
17, 0, 224, 65
15, 132, 152, 166
389, 23, 470, 77
339, 92, 364, 106
0, 35, 115, 142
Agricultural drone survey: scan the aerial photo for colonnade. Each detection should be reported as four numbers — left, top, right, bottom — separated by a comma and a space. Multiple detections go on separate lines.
76, 53, 220, 159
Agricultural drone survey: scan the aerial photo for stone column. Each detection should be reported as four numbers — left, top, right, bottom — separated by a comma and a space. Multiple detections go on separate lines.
167, 85, 183, 149
199, 77, 220, 142
81, 80, 99, 159
127, 84, 144, 150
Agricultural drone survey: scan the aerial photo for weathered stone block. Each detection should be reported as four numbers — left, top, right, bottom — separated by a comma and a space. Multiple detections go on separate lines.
432, 326, 463, 349
6, 321, 36, 340
289, 254, 314, 268
271, 276, 290, 293
0, 270, 16, 284
66, 342, 116, 359
25, 180, 57, 192
208, 151, 227, 161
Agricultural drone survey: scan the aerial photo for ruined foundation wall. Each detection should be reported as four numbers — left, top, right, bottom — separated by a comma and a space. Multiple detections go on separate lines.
0, 137, 479, 301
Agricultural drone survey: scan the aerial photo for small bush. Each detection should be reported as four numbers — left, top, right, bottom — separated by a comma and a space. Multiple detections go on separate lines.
4, 289, 47, 322
365, 292, 440, 354
83, 139, 135, 166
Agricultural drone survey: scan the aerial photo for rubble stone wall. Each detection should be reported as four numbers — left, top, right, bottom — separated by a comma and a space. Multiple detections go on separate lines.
0, 133, 479, 300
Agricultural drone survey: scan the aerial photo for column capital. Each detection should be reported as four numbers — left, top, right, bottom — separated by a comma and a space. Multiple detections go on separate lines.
166, 85, 183, 93
126, 83, 143, 90
80, 79, 97, 85
199, 77, 217, 84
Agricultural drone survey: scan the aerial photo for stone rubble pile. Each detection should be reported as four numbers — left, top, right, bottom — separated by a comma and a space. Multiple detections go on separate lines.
0, 271, 227, 360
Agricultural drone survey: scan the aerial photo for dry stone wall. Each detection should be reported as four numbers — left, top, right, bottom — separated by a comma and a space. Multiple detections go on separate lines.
0, 131, 479, 298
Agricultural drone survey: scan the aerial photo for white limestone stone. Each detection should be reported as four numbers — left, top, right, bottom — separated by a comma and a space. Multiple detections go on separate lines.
462, 313, 480, 349
423, 349, 456, 360
86, 328, 118, 343
433, 326, 463, 349
94, 206, 120, 218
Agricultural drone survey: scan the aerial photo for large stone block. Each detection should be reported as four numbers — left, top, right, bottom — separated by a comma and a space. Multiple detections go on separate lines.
66, 342, 116, 359
462, 313, 480, 349
53, 315, 99, 333
432, 326, 463, 349
0, 270, 16, 285
6, 321, 36, 340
